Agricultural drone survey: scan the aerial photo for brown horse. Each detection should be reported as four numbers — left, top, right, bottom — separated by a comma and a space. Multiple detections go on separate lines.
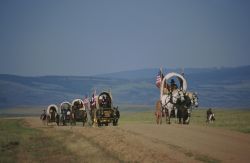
155, 100, 163, 124
83, 110, 88, 126
90, 104, 97, 126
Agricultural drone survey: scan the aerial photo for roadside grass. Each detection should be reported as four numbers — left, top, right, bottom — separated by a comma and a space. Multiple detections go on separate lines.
0, 108, 248, 162
195, 154, 221, 163
119, 111, 155, 124
0, 119, 77, 163
191, 109, 250, 133
119, 108, 250, 133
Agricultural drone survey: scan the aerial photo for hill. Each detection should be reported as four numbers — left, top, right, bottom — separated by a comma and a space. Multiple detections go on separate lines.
0, 65, 250, 108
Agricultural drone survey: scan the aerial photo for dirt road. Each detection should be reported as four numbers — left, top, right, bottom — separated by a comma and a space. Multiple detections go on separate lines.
26, 117, 250, 163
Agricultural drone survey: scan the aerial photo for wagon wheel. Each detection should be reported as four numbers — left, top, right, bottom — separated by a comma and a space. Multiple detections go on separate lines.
97, 119, 101, 127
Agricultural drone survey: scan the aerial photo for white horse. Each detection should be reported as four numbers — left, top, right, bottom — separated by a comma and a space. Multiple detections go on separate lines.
161, 94, 172, 124
184, 92, 199, 124
161, 89, 186, 124
186, 92, 199, 108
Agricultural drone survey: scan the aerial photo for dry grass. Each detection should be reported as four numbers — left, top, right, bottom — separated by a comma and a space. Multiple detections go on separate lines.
191, 108, 250, 133
1, 107, 249, 163
0, 118, 121, 163
120, 108, 250, 133
0, 119, 77, 163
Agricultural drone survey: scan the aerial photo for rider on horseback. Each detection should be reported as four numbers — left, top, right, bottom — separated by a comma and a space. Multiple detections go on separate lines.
40, 109, 46, 120
207, 108, 215, 123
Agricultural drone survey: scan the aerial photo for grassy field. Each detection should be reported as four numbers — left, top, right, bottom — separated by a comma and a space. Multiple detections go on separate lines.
0, 119, 77, 163
1, 107, 250, 133
120, 108, 250, 133
0, 108, 250, 162
191, 109, 250, 133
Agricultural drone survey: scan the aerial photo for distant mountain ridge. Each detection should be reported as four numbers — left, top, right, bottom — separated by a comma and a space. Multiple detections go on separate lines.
1, 65, 250, 109
97, 66, 250, 80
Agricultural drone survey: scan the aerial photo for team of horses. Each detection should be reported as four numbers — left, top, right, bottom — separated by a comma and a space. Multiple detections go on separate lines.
155, 90, 199, 124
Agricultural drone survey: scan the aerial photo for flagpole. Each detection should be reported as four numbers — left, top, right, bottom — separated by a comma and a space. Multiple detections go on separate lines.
181, 67, 184, 76
160, 66, 163, 99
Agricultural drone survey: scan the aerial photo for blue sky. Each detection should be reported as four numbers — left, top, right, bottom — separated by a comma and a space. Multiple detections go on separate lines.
0, 0, 250, 76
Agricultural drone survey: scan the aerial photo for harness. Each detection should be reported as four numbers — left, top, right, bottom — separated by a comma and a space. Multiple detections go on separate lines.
161, 93, 173, 109
173, 90, 184, 104
162, 90, 182, 108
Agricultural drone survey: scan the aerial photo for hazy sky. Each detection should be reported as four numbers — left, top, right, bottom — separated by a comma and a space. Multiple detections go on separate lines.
1, 0, 250, 76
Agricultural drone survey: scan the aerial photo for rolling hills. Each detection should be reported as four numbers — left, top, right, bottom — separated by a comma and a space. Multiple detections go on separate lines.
0, 65, 250, 108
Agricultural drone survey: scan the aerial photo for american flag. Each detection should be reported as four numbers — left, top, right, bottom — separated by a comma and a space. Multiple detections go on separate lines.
83, 95, 89, 110
83, 95, 89, 105
156, 69, 163, 88
90, 91, 96, 106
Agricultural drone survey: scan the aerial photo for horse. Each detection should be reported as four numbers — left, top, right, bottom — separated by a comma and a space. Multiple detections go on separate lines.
113, 106, 120, 126
161, 88, 190, 124
171, 89, 186, 124
161, 93, 178, 124
206, 108, 215, 123
155, 100, 163, 124
185, 92, 198, 109
90, 103, 97, 126
207, 113, 215, 123
40, 112, 47, 125
184, 92, 199, 124
81, 108, 88, 126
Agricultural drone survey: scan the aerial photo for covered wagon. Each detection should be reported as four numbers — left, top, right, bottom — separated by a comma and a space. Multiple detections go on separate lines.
59, 101, 72, 125
46, 104, 59, 125
71, 99, 88, 126
160, 72, 188, 97
160, 72, 189, 124
95, 91, 120, 126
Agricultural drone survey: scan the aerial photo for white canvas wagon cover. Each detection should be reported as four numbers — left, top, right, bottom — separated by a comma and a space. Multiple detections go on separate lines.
60, 101, 72, 112
160, 72, 188, 98
72, 99, 85, 110
46, 104, 59, 115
